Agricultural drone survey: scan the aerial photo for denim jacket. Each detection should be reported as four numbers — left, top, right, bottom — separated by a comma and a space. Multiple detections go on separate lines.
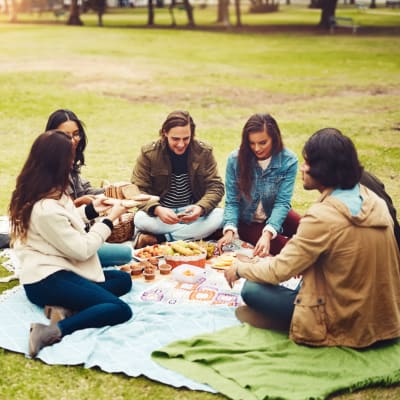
223, 148, 298, 234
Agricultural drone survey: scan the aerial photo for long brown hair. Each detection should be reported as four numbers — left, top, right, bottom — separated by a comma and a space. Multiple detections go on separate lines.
9, 130, 74, 243
238, 114, 284, 198
159, 110, 196, 138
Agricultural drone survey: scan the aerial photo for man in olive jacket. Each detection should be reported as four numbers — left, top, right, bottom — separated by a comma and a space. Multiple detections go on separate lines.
131, 110, 224, 247
225, 127, 400, 349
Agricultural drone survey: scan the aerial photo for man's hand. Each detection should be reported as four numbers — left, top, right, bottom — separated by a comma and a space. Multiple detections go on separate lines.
154, 206, 181, 224
177, 205, 202, 223
224, 265, 240, 289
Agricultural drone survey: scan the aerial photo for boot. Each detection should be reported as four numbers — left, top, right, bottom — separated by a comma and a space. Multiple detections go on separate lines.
44, 305, 75, 324
29, 323, 62, 358
235, 305, 289, 331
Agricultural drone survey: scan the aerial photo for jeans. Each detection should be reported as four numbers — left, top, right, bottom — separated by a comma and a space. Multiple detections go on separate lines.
134, 207, 224, 241
241, 280, 299, 326
24, 269, 133, 336
97, 242, 132, 267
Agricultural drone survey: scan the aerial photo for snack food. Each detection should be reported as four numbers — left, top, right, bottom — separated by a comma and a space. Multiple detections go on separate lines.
211, 254, 236, 270
134, 244, 165, 260
158, 263, 172, 275
143, 265, 156, 281
164, 241, 207, 269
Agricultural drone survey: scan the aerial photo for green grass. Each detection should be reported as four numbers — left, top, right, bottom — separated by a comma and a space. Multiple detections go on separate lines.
0, 6, 399, 399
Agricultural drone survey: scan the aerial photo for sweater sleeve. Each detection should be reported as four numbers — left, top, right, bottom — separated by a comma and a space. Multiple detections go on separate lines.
33, 208, 111, 262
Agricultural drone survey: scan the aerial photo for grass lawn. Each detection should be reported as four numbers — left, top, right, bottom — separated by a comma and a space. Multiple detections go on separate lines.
0, 5, 399, 399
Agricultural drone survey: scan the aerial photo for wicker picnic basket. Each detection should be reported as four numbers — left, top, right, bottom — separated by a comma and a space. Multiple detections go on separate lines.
105, 182, 138, 243
107, 211, 135, 243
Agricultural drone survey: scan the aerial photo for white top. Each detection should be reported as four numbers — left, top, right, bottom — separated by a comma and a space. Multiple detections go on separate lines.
14, 194, 109, 285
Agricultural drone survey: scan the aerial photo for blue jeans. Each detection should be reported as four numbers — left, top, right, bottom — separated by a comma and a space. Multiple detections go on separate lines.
97, 243, 132, 267
134, 207, 224, 241
241, 280, 299, 325
24, 270, 133, 336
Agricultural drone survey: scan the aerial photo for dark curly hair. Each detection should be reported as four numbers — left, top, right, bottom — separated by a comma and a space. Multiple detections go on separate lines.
302, 128, 363, 189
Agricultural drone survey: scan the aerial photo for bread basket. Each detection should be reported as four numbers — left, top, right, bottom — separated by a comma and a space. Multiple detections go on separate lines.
107, 212, 135, 243
104, 182, 137, 243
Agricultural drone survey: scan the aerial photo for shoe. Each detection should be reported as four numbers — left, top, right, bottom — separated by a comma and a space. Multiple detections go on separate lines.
134, 232, 158, 249
44, 305, 75, 324
29, 323, 62, 358
235, 305, 289, 331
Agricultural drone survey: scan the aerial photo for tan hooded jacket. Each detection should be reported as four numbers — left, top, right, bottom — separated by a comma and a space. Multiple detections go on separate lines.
236, 185, 400, 348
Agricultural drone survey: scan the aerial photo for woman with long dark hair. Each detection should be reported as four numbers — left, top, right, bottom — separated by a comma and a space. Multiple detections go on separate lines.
9, 130, 132, 358
218, 113, 300, 257
45, 109, 132, 267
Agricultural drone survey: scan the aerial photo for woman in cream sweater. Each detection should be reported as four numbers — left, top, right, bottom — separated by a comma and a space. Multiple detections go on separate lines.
9, 130, 133, 358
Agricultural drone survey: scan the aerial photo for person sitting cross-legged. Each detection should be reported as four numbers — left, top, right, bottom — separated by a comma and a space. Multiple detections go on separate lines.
225, 127, 400, 348
131, 110, 225, 248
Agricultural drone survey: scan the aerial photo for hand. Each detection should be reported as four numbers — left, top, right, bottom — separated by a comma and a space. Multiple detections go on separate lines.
253, 231, 272, 257
74, 195, 96, 207
92, 196, 113, 215
154, 206, 181, 224
217, 230, 234, 253
224, 265, 240, 289
105, 202, 128, 222
177, 205, 202, 223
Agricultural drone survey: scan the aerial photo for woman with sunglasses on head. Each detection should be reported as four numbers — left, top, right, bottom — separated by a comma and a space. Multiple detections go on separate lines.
45, 109, 132, 267
9, 130, 133, 358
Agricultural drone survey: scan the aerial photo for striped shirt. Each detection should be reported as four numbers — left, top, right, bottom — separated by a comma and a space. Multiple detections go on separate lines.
160, 149, 193, 208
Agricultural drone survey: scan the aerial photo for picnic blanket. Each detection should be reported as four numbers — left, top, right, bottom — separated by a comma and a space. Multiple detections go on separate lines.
0, 267, 241, 392
152, 323, 400, 400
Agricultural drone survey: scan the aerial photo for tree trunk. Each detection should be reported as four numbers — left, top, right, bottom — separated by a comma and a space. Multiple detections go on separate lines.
148, 0, 154, 25
68, 0, 83, 25
217, 0, 223, 22
9, 0, 17, 21
369, 0, 376, 8
183, 0, 195, 26
234, 0, 241, 27
319, 0, 338, 29
3, 0, 9, 14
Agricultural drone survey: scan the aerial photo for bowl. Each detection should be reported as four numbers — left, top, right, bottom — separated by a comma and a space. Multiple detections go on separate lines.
164, 250, 207, 269
172, 264, 206, 283
158, 263, 172, 275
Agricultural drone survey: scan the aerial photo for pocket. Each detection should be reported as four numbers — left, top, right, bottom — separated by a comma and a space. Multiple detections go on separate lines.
291, 295, 327, 343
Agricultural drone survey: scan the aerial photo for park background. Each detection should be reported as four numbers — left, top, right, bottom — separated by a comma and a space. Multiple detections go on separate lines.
0, 1, 399, 399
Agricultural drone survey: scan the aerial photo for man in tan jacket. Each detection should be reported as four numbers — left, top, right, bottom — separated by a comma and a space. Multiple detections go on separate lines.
225, 128, 400, 348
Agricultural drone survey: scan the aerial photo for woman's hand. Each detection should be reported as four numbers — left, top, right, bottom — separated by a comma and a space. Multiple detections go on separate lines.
74, 195, 97, 207
105, 202, 128, 222
217, 230, 234, 253
253, 231, 272, 257
92, 196, 112, 215
224, 265, 240, 289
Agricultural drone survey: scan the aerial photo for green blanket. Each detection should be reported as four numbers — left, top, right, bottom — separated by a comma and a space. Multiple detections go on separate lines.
152, 324, 400, 400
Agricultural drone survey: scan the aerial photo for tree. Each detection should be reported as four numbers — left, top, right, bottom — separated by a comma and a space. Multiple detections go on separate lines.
67, 0, 83, 25
147, 0, 154, 25
318, 0, 338, 29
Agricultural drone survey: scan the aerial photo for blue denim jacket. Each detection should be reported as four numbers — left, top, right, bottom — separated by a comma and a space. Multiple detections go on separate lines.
223, 148, 298, 234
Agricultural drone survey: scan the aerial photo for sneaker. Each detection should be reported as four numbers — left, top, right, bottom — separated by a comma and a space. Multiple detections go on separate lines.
134, 232, 159, 249
235, 305, 289, 331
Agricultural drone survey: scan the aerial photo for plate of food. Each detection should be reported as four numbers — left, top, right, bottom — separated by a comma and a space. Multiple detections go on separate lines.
211, 254, 236, 270
133, 244, 166, 261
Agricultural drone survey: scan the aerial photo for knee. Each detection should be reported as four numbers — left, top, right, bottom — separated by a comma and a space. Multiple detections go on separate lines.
120, 302, 133, 322
241, 280, 261, 305
121, 272, 133, 294
120, 245, 133, 263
